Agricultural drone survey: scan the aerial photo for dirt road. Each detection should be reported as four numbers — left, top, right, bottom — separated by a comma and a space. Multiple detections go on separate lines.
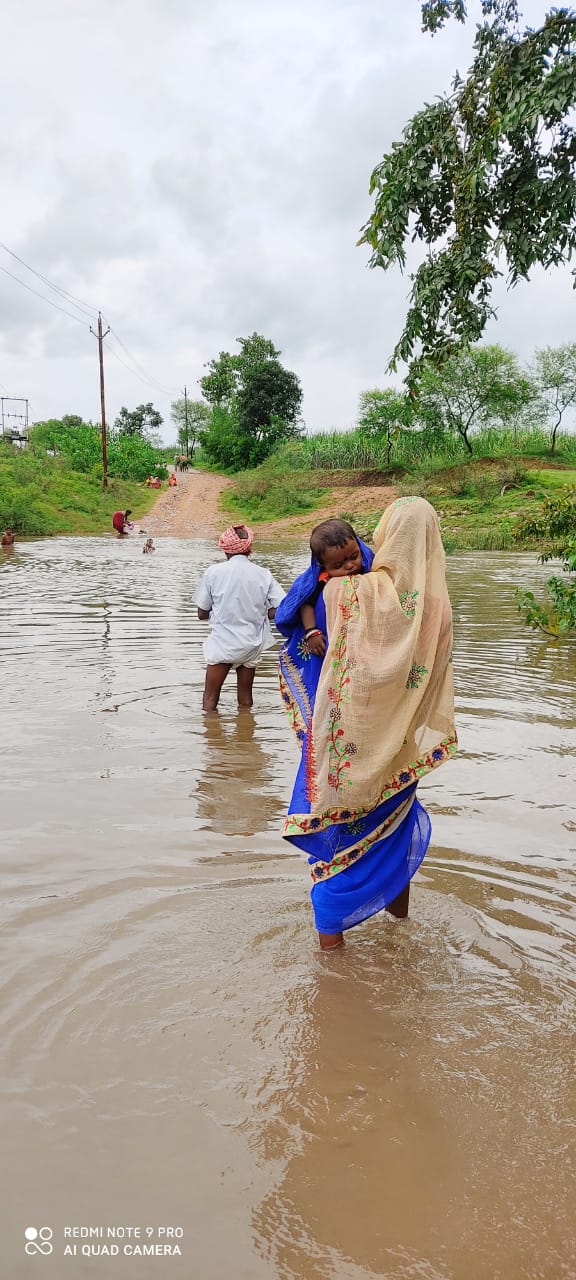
142, 469, 398, 540
141, 470, 232, 538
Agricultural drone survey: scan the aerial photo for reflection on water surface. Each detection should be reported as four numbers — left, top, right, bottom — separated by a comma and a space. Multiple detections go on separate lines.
1, 537, 575, 1279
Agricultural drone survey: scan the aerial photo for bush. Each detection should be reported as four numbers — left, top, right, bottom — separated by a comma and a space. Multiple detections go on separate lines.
0, 441, 156, 536
29, 419, 167, 483
515, 489, 576, 635
222, 457, 325, 521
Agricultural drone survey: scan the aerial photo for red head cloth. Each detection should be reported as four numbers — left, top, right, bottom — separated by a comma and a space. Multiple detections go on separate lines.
218, 524, 254, 555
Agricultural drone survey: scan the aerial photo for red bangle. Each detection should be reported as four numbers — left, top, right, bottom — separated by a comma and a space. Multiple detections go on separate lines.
305, 628, 322, 639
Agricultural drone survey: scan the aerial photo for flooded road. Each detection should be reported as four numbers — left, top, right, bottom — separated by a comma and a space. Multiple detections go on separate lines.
1, 537, 575, 1280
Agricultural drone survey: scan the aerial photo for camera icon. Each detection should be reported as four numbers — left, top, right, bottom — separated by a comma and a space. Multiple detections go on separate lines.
25, 1227, 54, 1256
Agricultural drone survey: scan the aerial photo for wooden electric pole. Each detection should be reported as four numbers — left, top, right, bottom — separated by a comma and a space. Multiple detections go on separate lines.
90, 312, 110, 489
183, 383, 189, 457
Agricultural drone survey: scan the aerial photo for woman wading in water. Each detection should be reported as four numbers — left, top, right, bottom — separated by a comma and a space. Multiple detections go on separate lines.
276, 497, 457, 949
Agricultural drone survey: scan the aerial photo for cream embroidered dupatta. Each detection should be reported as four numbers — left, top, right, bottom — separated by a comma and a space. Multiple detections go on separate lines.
307, 497, 456, 820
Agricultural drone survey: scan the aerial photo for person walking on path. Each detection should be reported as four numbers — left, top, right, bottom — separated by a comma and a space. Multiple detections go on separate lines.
275, 497, 457, 950
194, 524, 285, 711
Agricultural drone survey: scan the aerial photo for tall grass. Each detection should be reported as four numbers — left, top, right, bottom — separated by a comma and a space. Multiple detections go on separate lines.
220, 454, 326, 522
279, 426, 576, 472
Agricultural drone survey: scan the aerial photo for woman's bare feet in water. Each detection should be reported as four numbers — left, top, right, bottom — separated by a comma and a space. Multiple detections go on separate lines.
317, 887, 409, 948
318, 931, 344, 951
386, 883, 410, 919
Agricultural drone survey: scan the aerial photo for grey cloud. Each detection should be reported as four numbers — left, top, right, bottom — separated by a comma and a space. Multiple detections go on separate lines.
1, 0, 573, 433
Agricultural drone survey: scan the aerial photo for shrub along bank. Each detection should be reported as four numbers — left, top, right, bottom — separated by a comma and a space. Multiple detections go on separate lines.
0, 445, 157, 536
221, 447, 576, 552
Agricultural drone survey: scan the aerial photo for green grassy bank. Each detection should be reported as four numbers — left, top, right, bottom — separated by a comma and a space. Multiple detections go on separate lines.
0, 447, 158, 536
221, 449, 576, 551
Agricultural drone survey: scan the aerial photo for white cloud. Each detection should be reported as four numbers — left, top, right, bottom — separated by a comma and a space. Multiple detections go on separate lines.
0, 0, 571, 439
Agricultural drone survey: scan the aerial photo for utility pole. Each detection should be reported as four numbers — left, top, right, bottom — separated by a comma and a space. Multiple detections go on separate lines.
90, 312, 110, 489
183, 384, 189, 457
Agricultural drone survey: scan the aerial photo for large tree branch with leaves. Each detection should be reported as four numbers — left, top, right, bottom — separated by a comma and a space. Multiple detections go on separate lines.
359, 1, 576, 379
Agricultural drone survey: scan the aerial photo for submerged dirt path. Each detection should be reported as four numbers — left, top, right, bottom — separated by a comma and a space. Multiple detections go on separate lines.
142, 470, 399, 540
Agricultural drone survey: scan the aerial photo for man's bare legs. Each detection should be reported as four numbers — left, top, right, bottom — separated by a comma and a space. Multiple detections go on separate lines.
236, 664, 255, 709
202, 663, 256, 711
202, 663, 231, 711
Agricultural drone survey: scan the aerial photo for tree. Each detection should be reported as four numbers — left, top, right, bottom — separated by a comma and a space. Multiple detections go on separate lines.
61, 414, 86, 430
30, 418, 101, 469
28, 417, 166, 481
236, 332, 280, 369
515, 489, 576, 635
200, 352, 239, 408
236, 361, 302, 443
357, 389, 413, 466
533, 344, 576, 454
114, 403, 163, 438
199, 334, 303, 470
199, 332, 281, 407
170, 398, 211, 456
416, 345, 536, 455
359, 2, 576, 377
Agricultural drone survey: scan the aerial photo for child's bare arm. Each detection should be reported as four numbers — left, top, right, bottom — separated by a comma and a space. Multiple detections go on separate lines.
300, 603, 326, 657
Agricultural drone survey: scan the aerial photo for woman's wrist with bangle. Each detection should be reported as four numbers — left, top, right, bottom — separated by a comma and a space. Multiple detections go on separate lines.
305, 628, 323, 639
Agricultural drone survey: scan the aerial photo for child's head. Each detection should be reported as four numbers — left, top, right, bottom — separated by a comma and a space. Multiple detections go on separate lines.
310, 519, 362, 577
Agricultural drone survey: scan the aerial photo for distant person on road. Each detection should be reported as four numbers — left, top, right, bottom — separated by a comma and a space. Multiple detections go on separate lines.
194, 524, 285, 712
112, 509, 132, 536
168, 473, 178, 487
1, 527, 15, 546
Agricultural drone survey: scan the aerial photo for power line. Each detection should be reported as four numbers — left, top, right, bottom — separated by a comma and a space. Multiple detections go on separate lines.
104, 334, 179, 398
1, 243, 176, 400
104, 323, 177, 396
103, 338, 175, 395
0, 240, 97, 320
0, 264, 89, 327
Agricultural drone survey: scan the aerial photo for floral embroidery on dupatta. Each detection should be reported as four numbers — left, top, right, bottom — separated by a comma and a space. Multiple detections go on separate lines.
285, 731, 458, 835
296, 638, 313, 661
304, 727, 318, 804
309, 792, 416, 883
318, 576, 360, 798
405, 661, 428, 689
399, 590, 419, 618
278, 647, 311, 744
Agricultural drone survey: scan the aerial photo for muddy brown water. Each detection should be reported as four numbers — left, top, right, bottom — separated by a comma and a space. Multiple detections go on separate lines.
1, 537, 575, 1280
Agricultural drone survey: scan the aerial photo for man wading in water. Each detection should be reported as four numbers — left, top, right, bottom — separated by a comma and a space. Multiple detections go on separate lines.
194, 524, 285, 711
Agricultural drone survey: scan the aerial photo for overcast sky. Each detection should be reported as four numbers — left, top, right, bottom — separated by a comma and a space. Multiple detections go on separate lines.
1, 0, 572, 442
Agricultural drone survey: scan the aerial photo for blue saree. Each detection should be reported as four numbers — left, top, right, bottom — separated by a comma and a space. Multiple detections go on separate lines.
276, 543, 432, 934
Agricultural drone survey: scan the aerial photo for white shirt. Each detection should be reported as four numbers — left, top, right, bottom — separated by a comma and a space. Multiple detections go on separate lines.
194, 554, 285, 666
